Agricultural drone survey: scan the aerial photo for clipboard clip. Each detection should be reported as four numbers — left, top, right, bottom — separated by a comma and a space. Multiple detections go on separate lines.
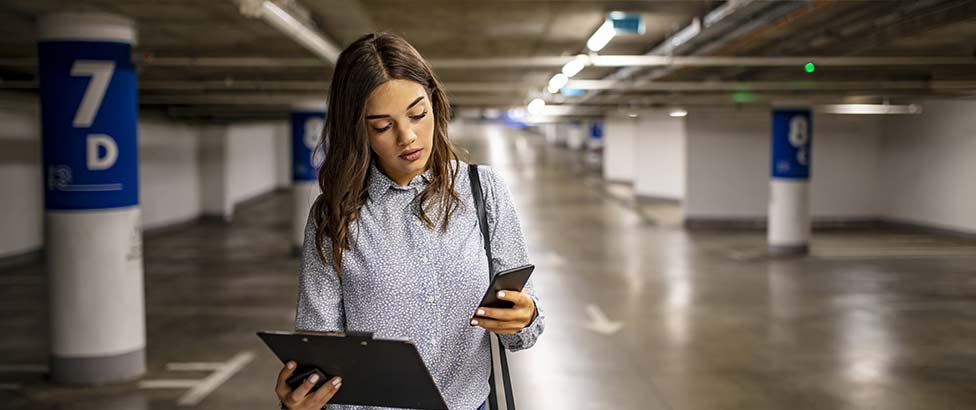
345, 330, 374, 339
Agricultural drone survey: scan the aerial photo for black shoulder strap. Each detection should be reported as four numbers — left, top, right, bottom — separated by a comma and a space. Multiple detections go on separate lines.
468, 163, 517, 410
469, 164, 494, 275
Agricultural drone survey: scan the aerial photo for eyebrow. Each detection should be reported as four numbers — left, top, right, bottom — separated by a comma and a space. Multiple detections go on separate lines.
365, 96, 425, 120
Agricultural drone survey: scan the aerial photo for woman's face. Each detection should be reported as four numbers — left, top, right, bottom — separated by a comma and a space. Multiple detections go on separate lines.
365, 79, 435, 185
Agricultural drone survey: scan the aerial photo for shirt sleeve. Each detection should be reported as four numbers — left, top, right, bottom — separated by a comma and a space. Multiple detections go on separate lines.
294, 214, 346, 332
481, 166, 545, 352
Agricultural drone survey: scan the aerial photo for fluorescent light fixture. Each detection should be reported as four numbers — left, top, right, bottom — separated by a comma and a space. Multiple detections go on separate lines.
627, 113, 639, 118
244, 0, 340, 63
561, 54, 589, 77
547, 73, 569, 94
819, 103, 922, 115
669, 109, 688, 117
586, 20, 616, 52
527, 98, 546, 115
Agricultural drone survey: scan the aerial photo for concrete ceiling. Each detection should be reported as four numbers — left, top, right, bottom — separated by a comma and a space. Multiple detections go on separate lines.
0, 0, 974, 118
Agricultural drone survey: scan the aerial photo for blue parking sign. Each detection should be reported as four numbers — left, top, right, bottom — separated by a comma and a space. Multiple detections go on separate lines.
39, 40, 139, 210
771, 109, 812, 179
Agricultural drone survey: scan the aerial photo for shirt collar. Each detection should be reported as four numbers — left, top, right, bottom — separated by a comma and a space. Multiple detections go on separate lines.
366, 160, 433, 202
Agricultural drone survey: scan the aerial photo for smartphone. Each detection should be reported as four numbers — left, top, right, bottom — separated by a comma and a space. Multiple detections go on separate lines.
285, 367, 328, 392
476, 264, 534, 309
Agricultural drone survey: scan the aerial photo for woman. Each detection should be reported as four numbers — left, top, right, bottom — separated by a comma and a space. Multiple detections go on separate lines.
274, 32, 545, 410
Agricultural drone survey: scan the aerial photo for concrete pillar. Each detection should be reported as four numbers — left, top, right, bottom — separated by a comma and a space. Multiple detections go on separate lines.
543, 123, 558, 145
587, 120, 604, 151
554, 123, 569, 146
768, 108, 812, 255
38, 12, 145, 384
602, 114, 637, 183
634, 110, 686, 201
198, 125, 233, 222
566, 121, 586, 150
584, 119, 605, 169
290, 102, 325, 250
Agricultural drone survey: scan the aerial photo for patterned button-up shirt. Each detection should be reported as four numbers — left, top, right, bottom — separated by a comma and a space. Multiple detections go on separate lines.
295, 160, 545, 410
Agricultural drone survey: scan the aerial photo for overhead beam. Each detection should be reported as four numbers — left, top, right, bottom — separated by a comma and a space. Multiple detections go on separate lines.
5, 79, 973, 94
2, 55, 973, 70
566, 80, 976, 92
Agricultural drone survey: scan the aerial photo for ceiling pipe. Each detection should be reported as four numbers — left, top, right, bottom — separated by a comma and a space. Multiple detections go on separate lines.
236, 0, 341, 64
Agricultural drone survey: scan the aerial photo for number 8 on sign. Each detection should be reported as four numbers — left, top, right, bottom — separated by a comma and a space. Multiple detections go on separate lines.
789, 115, 809, 166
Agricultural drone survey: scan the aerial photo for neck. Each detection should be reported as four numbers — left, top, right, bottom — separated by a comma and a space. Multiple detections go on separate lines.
378, 163, 423, 186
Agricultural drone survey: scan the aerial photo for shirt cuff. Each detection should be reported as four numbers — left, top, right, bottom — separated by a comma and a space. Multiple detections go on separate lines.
498, 295, 544, 351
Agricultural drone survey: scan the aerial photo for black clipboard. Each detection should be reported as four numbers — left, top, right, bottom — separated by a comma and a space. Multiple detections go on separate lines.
257, 330, 448, 410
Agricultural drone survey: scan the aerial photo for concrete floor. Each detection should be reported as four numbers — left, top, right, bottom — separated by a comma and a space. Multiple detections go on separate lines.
3, 123, 976, 409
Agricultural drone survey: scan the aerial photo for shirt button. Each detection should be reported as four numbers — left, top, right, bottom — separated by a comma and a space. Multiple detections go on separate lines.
427, 296, 436, 303
421, 256, 429, 264
430, 338, 438, 346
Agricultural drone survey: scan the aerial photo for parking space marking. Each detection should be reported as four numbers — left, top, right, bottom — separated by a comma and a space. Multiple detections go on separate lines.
139, 379, 199, 389
166, 362, 225, 372
139, 350, 255, 407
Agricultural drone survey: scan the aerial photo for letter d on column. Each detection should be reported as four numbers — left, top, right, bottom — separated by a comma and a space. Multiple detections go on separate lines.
87, 134, 118, 170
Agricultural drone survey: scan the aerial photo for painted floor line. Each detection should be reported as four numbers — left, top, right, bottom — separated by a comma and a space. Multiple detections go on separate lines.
139, 379, 199, 389
177, 351, 255, 406
138, 351, 256, 407
166, 362, 226, 371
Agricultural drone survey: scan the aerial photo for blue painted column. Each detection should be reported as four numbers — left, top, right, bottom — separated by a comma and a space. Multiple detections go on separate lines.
585, 119, 605, 169
38, 12, 145, 384
588, 120, 604, 148
290, 101, 326, 250
768, 108, 812, 256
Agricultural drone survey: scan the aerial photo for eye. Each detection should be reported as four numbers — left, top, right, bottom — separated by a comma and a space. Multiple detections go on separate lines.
409, 110, 428, 121
373, 123, 393, 133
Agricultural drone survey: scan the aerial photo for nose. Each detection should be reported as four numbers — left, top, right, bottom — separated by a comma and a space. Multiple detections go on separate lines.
395, 121, 417, 146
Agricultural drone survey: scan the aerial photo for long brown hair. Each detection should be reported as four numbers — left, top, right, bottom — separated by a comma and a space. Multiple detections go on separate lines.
311, 32, 461, 275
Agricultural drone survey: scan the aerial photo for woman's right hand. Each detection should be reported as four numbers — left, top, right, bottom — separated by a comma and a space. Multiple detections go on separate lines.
276, 361, 343, 409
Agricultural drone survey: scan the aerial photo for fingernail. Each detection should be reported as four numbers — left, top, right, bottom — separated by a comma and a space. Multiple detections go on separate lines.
309, 374, 320, 383
332, 377, 342, 386
471, 319, 479, 325
498, 291, 506, 298
477, 309, 485, 316
335, 382, 342, 390
286, 361, 296, 369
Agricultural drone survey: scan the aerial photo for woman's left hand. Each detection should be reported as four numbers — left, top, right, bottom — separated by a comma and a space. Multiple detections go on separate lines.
470, 290, 537, 335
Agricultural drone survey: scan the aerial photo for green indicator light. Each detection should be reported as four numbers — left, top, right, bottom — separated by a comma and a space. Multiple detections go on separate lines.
805, 62, 815, 73
733, 90, 755, 103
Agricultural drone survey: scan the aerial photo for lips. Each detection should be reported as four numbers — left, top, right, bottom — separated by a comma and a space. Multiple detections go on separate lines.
399, 148, 423, 161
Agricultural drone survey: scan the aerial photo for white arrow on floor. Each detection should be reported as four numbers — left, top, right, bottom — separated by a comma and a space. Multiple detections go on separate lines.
584, 304, 623, 335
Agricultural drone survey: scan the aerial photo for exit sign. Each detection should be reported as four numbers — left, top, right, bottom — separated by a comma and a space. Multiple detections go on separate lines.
609, 12, 644, 34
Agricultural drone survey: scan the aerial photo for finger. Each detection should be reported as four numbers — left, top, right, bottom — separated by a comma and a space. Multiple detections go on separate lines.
275, 361, 297, 399
287, 372, 321, 404
478, 320, 518, 335
474, 307, 517, 321
471, 317, 522, 333
496, 290, 532, 307
309, 376, 343, 407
